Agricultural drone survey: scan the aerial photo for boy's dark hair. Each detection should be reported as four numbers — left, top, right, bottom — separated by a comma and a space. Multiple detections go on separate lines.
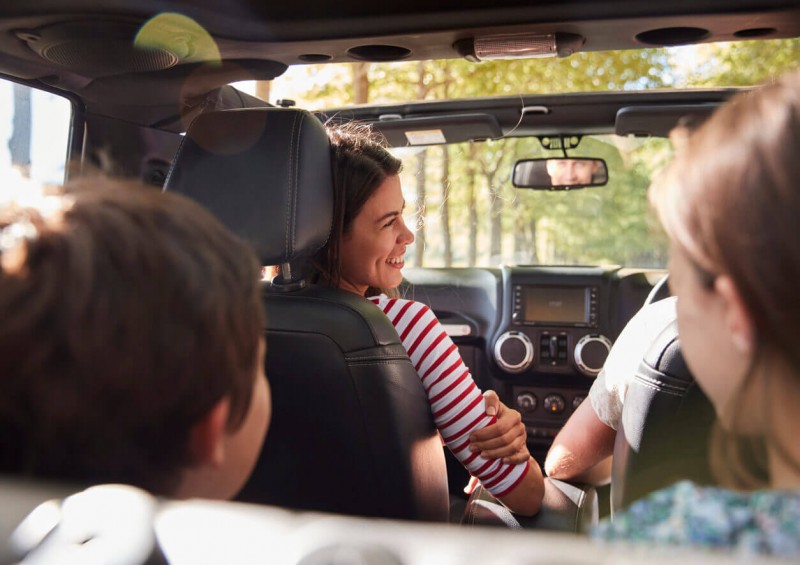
0, 177, 263, 495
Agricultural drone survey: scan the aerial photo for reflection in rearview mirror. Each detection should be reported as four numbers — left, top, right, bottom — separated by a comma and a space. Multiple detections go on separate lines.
512, 158, 608, 190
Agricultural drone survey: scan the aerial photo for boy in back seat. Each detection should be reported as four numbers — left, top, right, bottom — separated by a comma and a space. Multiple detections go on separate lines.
0, 176, 270, 500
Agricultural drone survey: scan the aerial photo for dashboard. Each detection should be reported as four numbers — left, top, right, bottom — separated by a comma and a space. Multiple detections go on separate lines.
401, 265, 664, 461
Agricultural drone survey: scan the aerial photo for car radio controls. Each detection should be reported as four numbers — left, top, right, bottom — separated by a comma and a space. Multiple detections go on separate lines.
494, 331, 534, 373
543, 394, 566, 414
516, 392, 537, 414
574, 334, 613, 377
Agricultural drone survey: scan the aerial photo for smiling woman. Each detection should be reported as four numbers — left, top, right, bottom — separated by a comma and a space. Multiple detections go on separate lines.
306, 122, 546, 516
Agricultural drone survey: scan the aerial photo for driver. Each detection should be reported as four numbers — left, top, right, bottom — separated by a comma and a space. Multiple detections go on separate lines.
546, 158, 602, 186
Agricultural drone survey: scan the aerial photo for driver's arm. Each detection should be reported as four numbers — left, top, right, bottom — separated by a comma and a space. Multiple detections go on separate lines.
544, 398, 614, 484
544, 295, 678, 485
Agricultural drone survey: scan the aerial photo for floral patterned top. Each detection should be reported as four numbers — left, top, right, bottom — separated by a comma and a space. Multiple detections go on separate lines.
591, 481, 800, 558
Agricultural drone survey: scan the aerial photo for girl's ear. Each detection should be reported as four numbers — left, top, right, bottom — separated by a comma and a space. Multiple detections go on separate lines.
714, 275, 755, 356
188, 397, 230, 467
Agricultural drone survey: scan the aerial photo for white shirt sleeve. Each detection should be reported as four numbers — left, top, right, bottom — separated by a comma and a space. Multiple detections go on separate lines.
588, 296, 677, 430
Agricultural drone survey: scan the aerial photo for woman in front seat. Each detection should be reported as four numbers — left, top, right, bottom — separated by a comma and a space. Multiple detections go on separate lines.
305, 123, 544, 516
592, 70, 800, 556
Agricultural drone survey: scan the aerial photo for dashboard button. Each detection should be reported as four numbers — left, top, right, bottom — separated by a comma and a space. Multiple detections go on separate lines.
543, 394, 566, 414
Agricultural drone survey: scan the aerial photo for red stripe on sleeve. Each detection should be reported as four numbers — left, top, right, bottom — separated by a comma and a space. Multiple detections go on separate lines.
482, 463, 516, 490
490, 462, 530, 498
391, 300, 414, 327
450, 439, 471, 455
399, 306, 427, 342
382, 297, 398, 315
429, 370, 470, 404
420, 342, 457, 380
407, 318, 437, 357
441, 401, 485, 442
414, 330, 447, 372
424, 358, 463, 391
473, 458, 497, 477
433, 381, 478, 420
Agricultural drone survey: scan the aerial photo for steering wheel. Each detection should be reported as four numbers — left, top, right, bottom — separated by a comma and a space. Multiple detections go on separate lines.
644, 273, 670, 306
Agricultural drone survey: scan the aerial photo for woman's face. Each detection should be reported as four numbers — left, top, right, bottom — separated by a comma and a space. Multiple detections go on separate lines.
669, 243, 751, 427
338, 174, 415, 295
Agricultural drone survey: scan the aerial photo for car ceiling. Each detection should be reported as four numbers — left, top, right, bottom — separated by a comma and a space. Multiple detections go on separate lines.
0, 0, 797, 130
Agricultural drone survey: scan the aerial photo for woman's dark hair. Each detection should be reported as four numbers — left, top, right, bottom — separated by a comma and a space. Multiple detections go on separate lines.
310, 121, 402, 296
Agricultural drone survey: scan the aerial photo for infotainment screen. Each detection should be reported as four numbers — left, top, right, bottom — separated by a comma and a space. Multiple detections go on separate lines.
523, 286, 588, 324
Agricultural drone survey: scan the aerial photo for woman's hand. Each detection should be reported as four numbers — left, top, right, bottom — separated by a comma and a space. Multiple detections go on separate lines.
469, 390, 530, 464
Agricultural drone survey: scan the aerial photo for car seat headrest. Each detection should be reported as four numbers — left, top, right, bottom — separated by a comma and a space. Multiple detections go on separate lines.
164, 108, 333, 265
639, 318, 692, 386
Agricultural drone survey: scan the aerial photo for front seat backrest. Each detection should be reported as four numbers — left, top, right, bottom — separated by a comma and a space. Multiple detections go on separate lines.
611, 318, 715, 513
164, 108, 448, 521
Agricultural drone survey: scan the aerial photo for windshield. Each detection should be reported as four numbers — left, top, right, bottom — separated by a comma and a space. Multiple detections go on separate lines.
233, 37, 798, 268
392, 135, 671, 269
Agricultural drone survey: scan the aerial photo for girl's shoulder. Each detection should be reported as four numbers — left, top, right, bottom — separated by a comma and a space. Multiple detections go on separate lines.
592, 481, 800, 556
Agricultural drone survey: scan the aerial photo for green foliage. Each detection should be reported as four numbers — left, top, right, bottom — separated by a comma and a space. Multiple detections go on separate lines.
680, 38, 800, 87
271, 39, 798, 268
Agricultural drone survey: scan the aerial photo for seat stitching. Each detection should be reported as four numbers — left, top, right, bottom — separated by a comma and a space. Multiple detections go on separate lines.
290, 113, 303, 254
632, 373, 687, 397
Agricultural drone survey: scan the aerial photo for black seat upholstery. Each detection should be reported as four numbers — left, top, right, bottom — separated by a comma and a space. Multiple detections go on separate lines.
611, 319, 715, 512
164, 108, 448, 521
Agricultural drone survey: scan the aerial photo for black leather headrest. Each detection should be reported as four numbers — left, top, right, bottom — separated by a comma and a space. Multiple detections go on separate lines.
164, 108, 333, 265
639, 319, 692, 388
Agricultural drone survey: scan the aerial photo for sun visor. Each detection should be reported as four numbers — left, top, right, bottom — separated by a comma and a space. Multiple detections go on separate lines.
615, 104, 720, 137
369, 113, 502, 147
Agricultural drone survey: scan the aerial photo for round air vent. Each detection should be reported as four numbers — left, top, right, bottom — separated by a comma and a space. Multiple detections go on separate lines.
298, 53, 332, 62
635, 27, 710, 47
734, 28, 776, 39
347, 45, 411, 62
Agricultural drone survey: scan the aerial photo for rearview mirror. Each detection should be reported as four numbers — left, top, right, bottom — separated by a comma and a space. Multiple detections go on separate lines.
512, 158, 608, 190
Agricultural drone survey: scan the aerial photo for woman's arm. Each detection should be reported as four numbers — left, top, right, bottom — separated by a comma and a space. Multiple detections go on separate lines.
370, 296, 545, 516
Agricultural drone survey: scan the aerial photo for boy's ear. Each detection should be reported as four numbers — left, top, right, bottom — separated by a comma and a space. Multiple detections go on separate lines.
714, 275, 755, 355
189, 397, 230, 468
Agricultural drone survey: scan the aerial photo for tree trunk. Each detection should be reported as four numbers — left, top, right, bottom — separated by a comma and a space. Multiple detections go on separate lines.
439, 68, 453, 267
440, 145, 452, 266
352, 63, 370, 104
414, 150, 427, 267
513, 213, 526, 264
466, 145, 478, 267
412, 62, 429, 267
488, 170, 502, 263
528, 218, 539, 264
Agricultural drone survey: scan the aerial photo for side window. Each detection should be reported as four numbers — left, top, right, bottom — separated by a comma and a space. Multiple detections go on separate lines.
0, 78, 72, 187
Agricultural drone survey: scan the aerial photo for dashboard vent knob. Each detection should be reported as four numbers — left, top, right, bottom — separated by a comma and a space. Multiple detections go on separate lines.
574, 334, 612, 377
494, 331, 534, 373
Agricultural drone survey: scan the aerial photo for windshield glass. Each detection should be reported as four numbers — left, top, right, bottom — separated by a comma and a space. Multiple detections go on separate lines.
392, 135, 671, 269
232, 37, 798, 269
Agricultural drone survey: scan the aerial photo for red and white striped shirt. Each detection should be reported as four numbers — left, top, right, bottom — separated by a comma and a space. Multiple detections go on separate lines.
369, 294, 529, 498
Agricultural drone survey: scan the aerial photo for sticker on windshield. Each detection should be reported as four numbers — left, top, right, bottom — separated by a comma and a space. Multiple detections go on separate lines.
405, 129, 446, 145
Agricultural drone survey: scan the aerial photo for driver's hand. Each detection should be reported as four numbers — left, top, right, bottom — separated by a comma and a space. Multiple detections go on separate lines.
470, 390, 530, 464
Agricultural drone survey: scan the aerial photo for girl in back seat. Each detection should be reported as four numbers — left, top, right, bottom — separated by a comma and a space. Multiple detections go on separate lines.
592, 70, 800, 556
